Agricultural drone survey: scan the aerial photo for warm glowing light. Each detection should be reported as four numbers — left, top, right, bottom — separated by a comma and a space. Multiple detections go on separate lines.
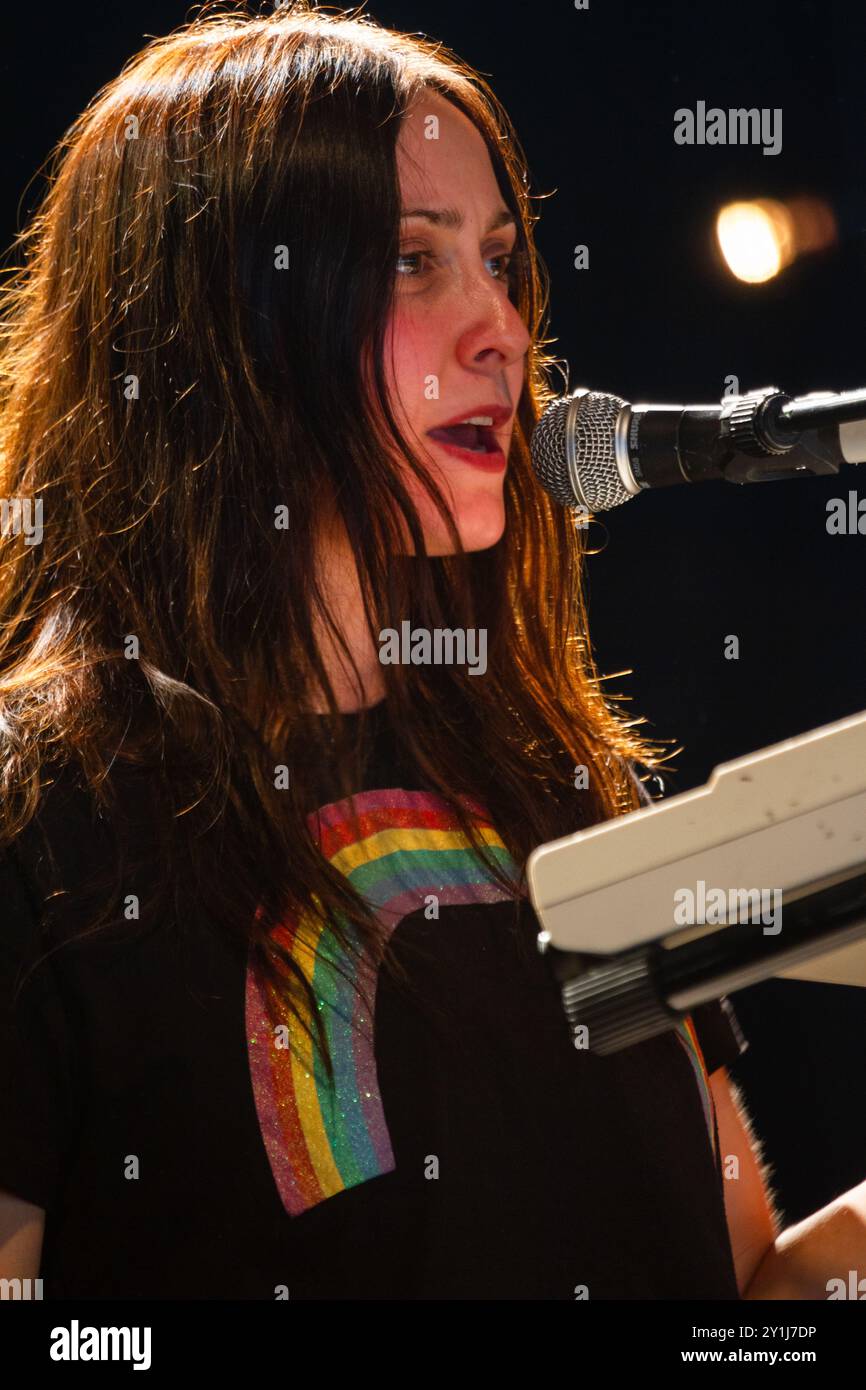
715, 196, 837, 284
715, 200, 792, 283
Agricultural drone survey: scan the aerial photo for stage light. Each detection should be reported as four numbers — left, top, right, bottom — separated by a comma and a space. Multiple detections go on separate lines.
716, 200, 792, 283
716, 196, 837, 284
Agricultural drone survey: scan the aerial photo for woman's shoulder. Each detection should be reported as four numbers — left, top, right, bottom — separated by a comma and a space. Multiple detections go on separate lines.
0, 757, 150, 938
2, 758, 92, 876
0, 763, 87, 957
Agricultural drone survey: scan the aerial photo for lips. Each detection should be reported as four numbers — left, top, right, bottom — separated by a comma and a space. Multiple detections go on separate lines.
429, 404, 513, 430
426, 403, 513, 456
428, 422, 499, 453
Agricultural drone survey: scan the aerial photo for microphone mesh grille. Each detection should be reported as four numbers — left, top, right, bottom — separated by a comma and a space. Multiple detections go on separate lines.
529, 396, 577, 506
531, 390, 632, 511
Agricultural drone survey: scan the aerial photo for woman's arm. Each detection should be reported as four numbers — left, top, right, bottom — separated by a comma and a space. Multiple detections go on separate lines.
743, 1181, 866, 1300
0, 1189, 44, 1285
711, 1068, 866, 1299
709, 1067, 780, 1293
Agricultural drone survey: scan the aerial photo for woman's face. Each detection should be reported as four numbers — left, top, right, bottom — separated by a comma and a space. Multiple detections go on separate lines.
385, 90, 531, 555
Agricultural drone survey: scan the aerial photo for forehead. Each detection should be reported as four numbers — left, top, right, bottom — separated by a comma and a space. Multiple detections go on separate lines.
396, 90, 499, 204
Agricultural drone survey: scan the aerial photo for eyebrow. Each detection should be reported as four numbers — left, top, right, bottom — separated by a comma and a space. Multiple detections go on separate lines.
400, 207, 516, 234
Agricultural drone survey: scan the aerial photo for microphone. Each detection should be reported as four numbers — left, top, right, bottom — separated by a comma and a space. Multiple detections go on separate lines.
530, 383, 866, 512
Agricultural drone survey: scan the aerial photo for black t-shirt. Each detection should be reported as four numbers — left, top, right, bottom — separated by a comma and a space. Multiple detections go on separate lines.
0, 702, 748, 1299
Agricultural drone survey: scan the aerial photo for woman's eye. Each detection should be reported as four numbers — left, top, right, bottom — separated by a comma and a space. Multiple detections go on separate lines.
395, 247, 522, 284
485, 253, 515, 281
395, 251, 432, 278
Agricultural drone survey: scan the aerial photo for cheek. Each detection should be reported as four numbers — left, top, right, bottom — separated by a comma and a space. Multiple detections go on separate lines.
386, 306, 447, 433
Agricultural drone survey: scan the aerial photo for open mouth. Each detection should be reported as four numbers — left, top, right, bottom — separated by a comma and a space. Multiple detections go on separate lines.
427, 423, 500, 454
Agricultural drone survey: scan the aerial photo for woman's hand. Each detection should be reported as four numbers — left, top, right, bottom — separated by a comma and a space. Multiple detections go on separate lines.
743, 1179, 866, 1300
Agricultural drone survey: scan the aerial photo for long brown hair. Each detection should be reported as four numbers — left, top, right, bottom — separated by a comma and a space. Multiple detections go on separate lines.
0, 2, 673, 1077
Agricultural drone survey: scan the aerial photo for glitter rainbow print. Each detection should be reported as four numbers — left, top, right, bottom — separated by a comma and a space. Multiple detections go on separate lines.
245, 788, 522, 1217
245, 787, 722, 1218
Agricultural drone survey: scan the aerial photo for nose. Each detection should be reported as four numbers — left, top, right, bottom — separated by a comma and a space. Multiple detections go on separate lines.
454, 274, 532, 380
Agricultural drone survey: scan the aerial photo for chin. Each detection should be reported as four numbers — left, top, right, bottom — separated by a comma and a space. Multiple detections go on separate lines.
399, 476, 507, 556
428, 494, 506, 555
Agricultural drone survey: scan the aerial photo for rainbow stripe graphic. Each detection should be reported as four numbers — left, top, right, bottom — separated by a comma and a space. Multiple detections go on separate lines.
245, 789, 522, 1217
245, 788, 721, 1218
674, 1015, 720, 1161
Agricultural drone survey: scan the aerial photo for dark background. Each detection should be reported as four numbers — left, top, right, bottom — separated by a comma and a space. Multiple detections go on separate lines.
3, 0, 864, 1228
